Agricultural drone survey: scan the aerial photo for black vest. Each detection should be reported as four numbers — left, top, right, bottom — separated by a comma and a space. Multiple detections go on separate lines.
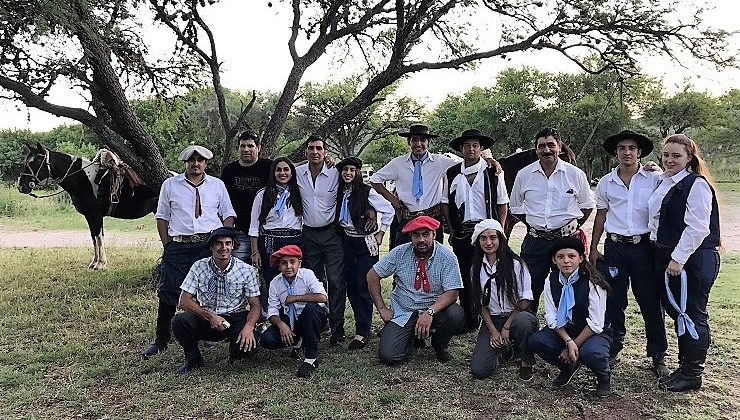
334, 184, 373, 235
446, 163, 499, 231
656, 172, 720, 250
550, 270, 609, 332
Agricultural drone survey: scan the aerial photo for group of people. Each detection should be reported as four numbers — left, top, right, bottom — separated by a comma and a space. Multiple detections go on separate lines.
141, 123, 721, 397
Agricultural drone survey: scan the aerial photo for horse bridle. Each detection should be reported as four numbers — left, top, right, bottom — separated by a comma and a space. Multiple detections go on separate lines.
20, 148, 94, 197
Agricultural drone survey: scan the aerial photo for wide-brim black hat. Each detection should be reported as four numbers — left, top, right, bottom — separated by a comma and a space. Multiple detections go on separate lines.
449, 129, 495, 150
602, 130, 654, 157
336, 156, 363, 172
206, 227, 238, 248
398, 124, 438, 139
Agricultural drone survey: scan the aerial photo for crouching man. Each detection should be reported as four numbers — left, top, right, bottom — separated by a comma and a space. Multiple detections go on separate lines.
171, 227, 261, 374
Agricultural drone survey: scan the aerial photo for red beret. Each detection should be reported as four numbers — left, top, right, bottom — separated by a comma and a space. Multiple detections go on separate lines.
269, 245, 303, 268
401, 215, 440, 234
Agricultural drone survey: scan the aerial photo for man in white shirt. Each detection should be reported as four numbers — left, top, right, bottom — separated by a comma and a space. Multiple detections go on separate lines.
143, 145, 237, 358
442, 129, 510, 332
294, 135, 347, 346
589, 130, 669, 378
510, 128, 595, 313
370, 124, 458, 245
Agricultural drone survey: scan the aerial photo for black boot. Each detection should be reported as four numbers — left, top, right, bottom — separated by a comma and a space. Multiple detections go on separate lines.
651, 355, 671, 380
594, 372, 611, 398
661, 349, 706, 392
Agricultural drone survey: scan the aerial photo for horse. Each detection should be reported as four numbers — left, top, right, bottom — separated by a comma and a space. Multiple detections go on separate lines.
17, 142, 159, 269
498, 143, 576, 237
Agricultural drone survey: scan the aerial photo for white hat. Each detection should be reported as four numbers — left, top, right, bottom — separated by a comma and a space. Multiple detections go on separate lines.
471, 219, 505, 245
178, 145, 213, 161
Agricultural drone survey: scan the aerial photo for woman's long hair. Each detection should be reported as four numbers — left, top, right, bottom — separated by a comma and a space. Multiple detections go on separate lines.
575, 259, 612, 294
336, 162, 370, 222
259, 157, 303, 225
470, 230, 527, 315
663, 134, 716, 188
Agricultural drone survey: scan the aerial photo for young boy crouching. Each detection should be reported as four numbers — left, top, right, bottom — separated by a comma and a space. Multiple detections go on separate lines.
260, 245, 328, 377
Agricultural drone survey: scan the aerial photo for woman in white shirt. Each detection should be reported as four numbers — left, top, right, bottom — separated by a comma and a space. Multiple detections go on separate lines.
468, 219, 539, 380
647, 134, 721, 392
250, 157, 305, 303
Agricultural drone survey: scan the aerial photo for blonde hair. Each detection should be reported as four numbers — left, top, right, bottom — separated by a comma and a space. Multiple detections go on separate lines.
663, 134, 716, 187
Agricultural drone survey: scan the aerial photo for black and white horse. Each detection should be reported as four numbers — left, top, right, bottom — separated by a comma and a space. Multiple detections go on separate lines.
17, 142, 159, 269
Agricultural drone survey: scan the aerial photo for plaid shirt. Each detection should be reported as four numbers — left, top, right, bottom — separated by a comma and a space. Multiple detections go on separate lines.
373, 243, 463, 326
180, 257, 260, 315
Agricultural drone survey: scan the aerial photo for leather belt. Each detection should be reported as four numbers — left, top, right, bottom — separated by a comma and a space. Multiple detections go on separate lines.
528, 219, 578, 240
608, 233, 649, 244
171, 233, 209, 243
400, 203, 444, 223
304, 223, 335, 232
262, 228, 302, 238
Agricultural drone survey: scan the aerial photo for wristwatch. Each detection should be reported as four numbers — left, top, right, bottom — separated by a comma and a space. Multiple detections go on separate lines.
426, 307, 435, 317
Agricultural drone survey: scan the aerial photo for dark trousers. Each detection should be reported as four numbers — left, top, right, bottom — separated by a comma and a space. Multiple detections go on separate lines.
260, 302, 327, 359
529, 325, 612, 381
257, 233, 305, 310
600, 238, 667, 358
519, 234, 560, 314
655, 247, 719, 357
302, 226, 345, 338
171, 310, 256, 364
378, 303, 465, 365
342, 235, 377, 338
470, 312, 539, 379
449, 233, 478, 331
154, 240, 209, 346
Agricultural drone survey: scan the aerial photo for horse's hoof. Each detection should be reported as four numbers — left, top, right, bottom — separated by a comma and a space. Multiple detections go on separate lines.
88, 261, 97, 269
93, 262, 107, 270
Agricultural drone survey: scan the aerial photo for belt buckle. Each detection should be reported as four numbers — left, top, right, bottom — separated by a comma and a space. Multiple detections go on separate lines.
631, 235, 641, 244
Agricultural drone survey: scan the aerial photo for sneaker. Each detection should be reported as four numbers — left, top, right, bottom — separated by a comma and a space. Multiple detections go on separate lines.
142, 343, 166, 359
296, 361, 317, 377
519, 364, 535, 381
553, 361, 582, 388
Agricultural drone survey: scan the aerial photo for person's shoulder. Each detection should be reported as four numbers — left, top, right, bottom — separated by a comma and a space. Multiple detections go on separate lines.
189, 257, 211, 271
435, 244, 456, 259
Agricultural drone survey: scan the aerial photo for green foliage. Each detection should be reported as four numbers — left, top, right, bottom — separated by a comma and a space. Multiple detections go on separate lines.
644, 88, 719, 138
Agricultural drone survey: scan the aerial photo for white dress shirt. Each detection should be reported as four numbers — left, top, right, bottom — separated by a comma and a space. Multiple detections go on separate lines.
339, 188, 395, 233
444, 160, 510, 222
479, 258, 533, 315
248, 188, 303, 236
370, 152, 457, 212
296, 162, 339, 227
543, 269, 607, 334
595, 166, 662, 236
155, 173, 236, 236
267, 267, 327, 318
509, 159, 595, 230
647, 168, 714, 265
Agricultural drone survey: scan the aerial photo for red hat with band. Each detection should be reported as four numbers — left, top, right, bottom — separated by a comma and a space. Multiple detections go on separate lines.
401, 215, 440, 234
270, 245, 303, 268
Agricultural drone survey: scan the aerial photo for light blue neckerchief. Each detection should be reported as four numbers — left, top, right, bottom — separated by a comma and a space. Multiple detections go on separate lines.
556, 269, 580, 328
339, 187, 352, 226
282, 276, 297, 331
206, 257, 233, 303
274, 185, 289, 217
664, 270, 699, 339
411, 152, 428, 202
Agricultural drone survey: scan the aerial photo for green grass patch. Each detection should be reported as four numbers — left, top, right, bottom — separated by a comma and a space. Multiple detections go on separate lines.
0, 247, 738, 418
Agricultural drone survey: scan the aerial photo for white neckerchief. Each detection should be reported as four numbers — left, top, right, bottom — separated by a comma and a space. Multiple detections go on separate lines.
451, 157, 484, 209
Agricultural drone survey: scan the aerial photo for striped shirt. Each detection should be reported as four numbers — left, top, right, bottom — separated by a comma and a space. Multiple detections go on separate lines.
373, 243, 463, 326
180, 257, 260, 315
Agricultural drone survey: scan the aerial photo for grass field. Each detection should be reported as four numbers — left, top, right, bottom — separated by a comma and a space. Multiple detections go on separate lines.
0, 248, 738, 419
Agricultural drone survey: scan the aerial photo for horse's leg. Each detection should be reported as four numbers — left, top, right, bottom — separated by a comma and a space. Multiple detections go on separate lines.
96, 224, 108, 270
85, 213, 105, 270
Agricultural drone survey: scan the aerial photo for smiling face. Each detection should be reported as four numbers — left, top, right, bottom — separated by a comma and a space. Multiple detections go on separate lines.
274, 161, 292, 185
210, 236, 235, 263
408, 135, 430, 158
477, 229, 500, 258
185, 153, 208, 178
341, 165, 358, 184
661, 142, 691, 176
616, 139, 641, 167
535, 135, 561, 166
552, 248, 584, 276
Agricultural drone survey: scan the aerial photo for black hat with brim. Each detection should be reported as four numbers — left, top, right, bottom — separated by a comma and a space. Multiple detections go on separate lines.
550, 236, 586, 258
449, 129, 495, 150
336, 156, 363, 172
398, 124, 438, 139
602, 130, 654, 157
206, 227, 238, 248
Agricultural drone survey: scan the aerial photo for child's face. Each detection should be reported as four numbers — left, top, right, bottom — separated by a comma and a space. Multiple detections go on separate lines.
279, 257, 301, 278
552, 248, 583, 276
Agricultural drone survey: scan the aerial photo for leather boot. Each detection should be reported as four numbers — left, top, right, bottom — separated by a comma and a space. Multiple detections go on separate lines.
651, 355, 671, 380
661, 349, 706, 392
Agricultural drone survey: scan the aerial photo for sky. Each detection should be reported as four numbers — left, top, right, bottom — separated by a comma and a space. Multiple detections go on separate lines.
0, 0, 738, 132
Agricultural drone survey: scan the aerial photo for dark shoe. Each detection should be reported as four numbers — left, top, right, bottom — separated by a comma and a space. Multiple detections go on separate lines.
176, 359, 204, 374
142, 343, 166, 359
553, 361, 582, 388
413, 337, 426, 349
296, 361, 317, 377
229, 349, 257, 364
519, 364, 535, 381
595, 375, 611, 398
434, 347, 453, 363
651, 356, 671, 380
659, 367, 682, 385
329, 332, 346, 347
660, 371, 702, 392
609, 355, 620, 369
347, 337, 368, 351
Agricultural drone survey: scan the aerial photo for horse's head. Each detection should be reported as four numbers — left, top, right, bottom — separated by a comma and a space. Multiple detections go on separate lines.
18, 142, 52, 194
